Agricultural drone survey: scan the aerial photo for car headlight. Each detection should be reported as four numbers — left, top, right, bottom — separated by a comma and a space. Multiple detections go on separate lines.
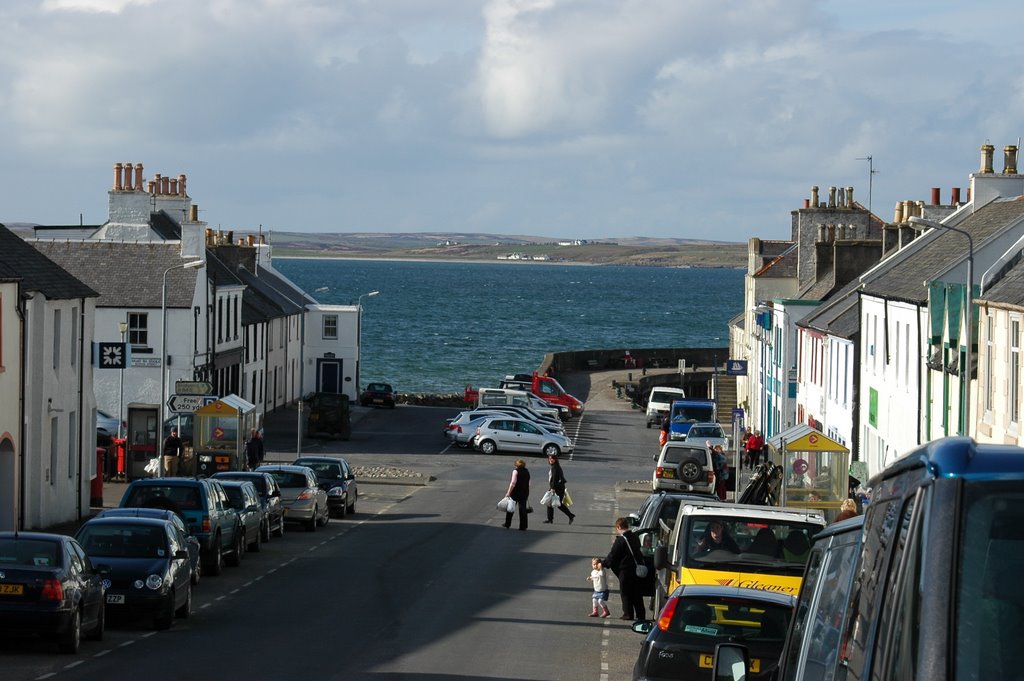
139, 575, 163, 590
328, 486, 345, 497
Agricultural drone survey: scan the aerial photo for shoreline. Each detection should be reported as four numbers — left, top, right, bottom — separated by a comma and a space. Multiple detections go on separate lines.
273, 255, 598, 266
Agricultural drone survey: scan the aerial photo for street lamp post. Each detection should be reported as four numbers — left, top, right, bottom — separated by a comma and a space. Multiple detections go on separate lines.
909, 216, 974, 433
158, 260, 204, 478
118, 320, 128, 440
356, 290, 380, 394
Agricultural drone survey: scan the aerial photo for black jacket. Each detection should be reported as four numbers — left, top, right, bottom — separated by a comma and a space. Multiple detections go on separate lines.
603, 530, 643, 578
509, 467, 530, 502
548, 461, 567, 495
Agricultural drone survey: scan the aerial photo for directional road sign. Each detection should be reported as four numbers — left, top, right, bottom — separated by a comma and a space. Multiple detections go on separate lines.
167, 394, 205, 414
175, 380, 214, 396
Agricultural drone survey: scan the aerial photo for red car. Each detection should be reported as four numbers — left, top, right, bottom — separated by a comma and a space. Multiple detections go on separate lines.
360, 382, 396, 408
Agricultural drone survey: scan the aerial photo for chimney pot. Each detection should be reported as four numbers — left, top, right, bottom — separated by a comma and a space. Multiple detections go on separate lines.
124, 161, 134, 190
894, 201, 904, 224
161, 176, 170, 194
113, 163, 123, 191
1004, 145, 1019, 175
828, 186, 837, 208
803, 199, 810, 209
178, 174, 187, 196
135, 163, 143, 191
169, 179, 178, 195
981, 143, 995, 174
190, 205, 198, 222
846, 186, 854, 208
810, 186, 819, 208
931, 187, 941, 205
951, 187, 961, 205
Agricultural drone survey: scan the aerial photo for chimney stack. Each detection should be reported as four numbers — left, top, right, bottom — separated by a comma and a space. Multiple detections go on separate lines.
828, 186, 837, 208
981, 143, 995, 174
135, 163, 144, 191
810, 186, 819, 208
178, 174, 187, 196
1004, 145, 1019, 175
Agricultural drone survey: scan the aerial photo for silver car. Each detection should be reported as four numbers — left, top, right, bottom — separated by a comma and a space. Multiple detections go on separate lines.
445, 412, 491, 447
685, 422, 730, 450
256, 464, 329, 532
472, 416, 573, 457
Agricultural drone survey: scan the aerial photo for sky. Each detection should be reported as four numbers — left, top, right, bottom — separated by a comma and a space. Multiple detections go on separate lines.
1, 0, 1022, 242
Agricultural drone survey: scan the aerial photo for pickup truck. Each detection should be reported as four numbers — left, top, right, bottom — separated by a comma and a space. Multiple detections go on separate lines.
498, 372, 584, 417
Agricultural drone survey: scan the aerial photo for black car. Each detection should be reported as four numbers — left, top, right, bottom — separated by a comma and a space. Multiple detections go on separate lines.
0, 531, 106, 653
628, 491, 721, 532
220, 480, 265, 553
75, 517, 192, 630
360, 382, 396, 408
293, 456, 359, 518
95, 507, 202, 586
631, 584, 795, 681
211, 471, 286, 540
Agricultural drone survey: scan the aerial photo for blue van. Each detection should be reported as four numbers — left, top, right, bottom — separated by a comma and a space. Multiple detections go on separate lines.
668, 399, 718, 440
713, 436, 1024, 681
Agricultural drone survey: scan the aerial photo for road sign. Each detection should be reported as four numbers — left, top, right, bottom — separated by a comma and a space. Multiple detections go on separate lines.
175, 380, 214, 396
167, 394, 205, 414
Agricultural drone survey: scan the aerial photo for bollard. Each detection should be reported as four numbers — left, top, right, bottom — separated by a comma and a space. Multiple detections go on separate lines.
642, 367, 647, 376
628, 372, 632, 382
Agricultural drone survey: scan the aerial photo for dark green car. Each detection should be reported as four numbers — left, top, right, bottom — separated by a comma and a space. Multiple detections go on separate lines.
305, 392, 351, 440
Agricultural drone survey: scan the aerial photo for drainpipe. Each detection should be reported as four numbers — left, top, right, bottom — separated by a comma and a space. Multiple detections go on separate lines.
16, 286, 26, 531
77, 298, 86, 520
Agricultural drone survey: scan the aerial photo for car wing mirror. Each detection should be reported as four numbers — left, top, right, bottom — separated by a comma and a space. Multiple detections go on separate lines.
174, 549, 190, 560
712, 643, 750, 681
653, 545, 669, 571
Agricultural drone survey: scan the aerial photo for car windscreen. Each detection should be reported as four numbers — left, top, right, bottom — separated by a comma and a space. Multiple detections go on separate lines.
78, 524, 168, 558
689, 426, 723, 438
268, 471, 309, 488
956, 480, 1024, 680
298, 462, 341, 479
651, 390, 683, 403
124, 485, 202, 512
215, 474, 268, 495
663, 447, 705, 464
666, 595, 792, 645
0, 538, 61, 568
223, 486, 247, 510
684, 517, 820, 574
672, 404, 715, 423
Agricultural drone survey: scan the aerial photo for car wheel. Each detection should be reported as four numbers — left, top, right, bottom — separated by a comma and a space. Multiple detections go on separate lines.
85, 600, 104, 641
479, 439, 497, 455
250, 524, 262, 552
206, 535, 223, 576
542, 443, 561, 458
154, 591, 175, 630
336, 501, 347, 519
175, 583, 192, 619
191, 558, 202, 586
226, 529, 244, 567
57, 607, 81, 654
274, 514, 285, 538
261, 518, 271, 544
680, 459, 704, 484
318, 506, 329, 526
348, 495, 356, 515
306, 508, 318, 532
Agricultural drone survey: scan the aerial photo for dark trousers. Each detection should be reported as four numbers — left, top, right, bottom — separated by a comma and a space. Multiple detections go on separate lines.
504, 502, 528, 530
618, 574, 647, 620
546, 491, 575, 522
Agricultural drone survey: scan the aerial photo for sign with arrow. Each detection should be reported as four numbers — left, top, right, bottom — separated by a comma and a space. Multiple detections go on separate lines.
167, 394, 205, 414
175, 380, 214, 396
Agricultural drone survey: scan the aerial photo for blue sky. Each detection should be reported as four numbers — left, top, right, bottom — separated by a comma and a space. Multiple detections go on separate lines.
1, 0, 1021, 242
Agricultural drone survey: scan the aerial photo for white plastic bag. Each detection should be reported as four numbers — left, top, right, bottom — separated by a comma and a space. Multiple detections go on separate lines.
144, 457, 161, 475
540, 490, 557, 507
497, 496, 517, 513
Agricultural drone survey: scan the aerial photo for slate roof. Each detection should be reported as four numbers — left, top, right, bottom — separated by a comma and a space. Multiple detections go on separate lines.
860, 198, 1024, 304
0, 224, 98, 300
30, 240, 199, 308
205, 249, 244, 288
754, 243, 798, 278
235, 267, 306, 317
981, 255, 1024, 308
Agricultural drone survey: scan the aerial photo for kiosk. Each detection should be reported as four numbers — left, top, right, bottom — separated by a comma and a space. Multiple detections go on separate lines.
193, 394, 258, 476
767, 424, 850, 522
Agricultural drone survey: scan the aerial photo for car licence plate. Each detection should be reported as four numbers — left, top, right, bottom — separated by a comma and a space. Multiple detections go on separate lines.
106, 594, 126, 604
373, 398, 384, 403
662, 469, 677, 479
699, 654, 760, 672
0, 583, 24, 595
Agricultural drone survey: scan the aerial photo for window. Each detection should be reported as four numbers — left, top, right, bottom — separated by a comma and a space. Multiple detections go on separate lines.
52, 308, 61, 369
1011, 319, 1020, 424
984, 313, 995, 413
50, 418, 58, 486
129, 312, 149, 348
217, 297, 223, 343
323, 315, 338, 340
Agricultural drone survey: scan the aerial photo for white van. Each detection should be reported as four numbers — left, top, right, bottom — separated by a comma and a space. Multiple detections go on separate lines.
477, 388, 563, 421
645, 386, 686, 427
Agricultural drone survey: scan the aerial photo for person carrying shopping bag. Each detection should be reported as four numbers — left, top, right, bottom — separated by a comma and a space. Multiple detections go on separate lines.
543, 453, 576, 525
502, 459, 531, 530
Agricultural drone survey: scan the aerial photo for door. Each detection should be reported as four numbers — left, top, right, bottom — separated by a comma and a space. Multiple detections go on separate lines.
514, 420, 545, 451
316, 359, 342, 393
0, 438, 15, 531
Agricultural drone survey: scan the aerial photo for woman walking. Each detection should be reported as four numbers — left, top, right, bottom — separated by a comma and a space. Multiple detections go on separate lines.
603, 517, 647, 621
543, 453, 576, 525
502, 459, 531, 531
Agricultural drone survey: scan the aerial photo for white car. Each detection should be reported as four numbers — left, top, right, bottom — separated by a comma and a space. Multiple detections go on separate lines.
472, 416, 573, 457
653, 442, 715, 494
684, 422, 730, 450
645, 386, 686, 427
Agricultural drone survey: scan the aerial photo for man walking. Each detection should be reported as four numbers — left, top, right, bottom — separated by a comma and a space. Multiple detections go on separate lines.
163, 428, 183, 477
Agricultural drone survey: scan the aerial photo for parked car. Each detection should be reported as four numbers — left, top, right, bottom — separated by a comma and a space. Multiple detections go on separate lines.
627, 490, 719, 532
219, 480, 265, 552
631, 584, 796, 681
444, 412, 492, 448
305, 392, 351, 440
463, 406, 564, 434
96, 409, 122, 438
685, 422, 730, 450
360, 382, 397, 408
472, 416, 573, 457
652, 442, 716, 493
293, 456, 358, 518
211, 471, 286, 541
644, 386, 687, 428
256, 464, 329, 531
95, 507, 202, 586
119, 477, 244, 576
74, 517, 192, 630
0, 531, 106, 653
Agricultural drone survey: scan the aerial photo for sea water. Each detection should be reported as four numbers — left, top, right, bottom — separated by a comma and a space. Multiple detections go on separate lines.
274, 258, 744, 394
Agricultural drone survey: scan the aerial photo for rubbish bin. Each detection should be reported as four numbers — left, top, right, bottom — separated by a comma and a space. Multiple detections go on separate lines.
91, 447, 105, 507
113, 437, 127, 480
